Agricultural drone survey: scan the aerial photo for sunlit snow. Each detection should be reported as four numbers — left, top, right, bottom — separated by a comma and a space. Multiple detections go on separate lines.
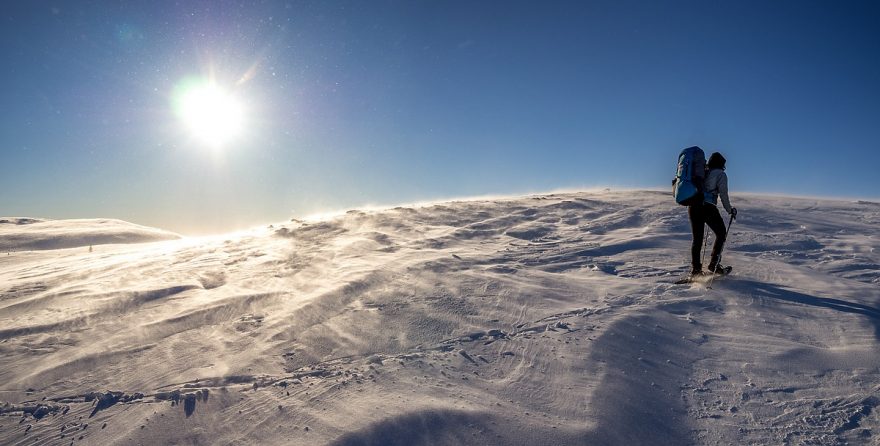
1, 190, 878, 445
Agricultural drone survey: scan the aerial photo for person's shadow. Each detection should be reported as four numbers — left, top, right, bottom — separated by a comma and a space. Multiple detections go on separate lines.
732, 280, 880, 339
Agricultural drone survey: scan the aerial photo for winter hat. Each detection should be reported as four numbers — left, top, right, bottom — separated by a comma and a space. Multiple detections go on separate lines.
707, 152, 726, 170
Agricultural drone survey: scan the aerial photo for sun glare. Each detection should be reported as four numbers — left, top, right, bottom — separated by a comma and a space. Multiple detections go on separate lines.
174, 80, 244, 148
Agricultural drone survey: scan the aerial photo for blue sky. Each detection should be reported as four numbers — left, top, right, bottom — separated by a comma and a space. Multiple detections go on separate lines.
2, 1, 879, 234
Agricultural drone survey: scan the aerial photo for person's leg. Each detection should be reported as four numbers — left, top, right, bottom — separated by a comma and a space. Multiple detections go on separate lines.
688, 205, 705, 273
706, 205, 727, 269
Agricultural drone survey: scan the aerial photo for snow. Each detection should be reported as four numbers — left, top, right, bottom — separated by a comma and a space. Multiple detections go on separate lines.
1, 190, 878, 445
0, 218, 180, 252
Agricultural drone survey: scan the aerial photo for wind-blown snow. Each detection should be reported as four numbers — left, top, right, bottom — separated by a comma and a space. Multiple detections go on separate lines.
1, 190, 878, 445
0, 218, 180, 251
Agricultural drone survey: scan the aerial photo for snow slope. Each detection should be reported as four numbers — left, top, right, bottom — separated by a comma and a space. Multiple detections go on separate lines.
0, 218, 180, 251
1, 190, 879, 445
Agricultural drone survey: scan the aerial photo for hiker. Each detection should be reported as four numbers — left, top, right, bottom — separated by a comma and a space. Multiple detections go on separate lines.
689, 152, 737, 275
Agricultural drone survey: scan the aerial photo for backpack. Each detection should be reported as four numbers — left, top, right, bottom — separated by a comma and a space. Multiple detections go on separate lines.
672, 146, 706, 206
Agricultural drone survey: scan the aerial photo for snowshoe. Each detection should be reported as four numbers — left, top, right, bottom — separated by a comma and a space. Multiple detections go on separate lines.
675, 271, 704, 284
708, 265, 732, 275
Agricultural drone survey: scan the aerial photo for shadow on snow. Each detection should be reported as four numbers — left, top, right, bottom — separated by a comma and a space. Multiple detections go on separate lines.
734, 280, 880, 339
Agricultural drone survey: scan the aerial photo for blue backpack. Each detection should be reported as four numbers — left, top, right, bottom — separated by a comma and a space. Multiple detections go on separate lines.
672, 146, 706, 206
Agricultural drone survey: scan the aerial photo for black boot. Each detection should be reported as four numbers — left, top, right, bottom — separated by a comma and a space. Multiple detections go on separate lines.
707, 263, 728, 274
708, 255, 721, 274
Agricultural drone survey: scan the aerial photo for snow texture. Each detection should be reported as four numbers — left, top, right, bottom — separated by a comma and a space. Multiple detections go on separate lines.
1, 190, 879, 445
0, 218, 180, 251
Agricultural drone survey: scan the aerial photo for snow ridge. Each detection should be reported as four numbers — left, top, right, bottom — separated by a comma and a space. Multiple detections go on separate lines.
0, 218, 180, 251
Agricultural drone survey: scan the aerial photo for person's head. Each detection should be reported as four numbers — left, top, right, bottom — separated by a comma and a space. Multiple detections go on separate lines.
707, 152, 726, 170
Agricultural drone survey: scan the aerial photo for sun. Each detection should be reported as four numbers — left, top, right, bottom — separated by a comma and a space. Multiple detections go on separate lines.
174, 79, 244, 148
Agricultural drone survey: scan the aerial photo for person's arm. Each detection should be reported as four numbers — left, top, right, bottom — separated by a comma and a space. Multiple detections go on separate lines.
718, 172, 733, 214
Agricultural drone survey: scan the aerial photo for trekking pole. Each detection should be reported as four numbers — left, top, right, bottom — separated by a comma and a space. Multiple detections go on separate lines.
700, 223, 709, 270
706, 214, 736, 288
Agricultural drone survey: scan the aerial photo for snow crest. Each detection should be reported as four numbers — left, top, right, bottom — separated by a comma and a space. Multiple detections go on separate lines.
0, 218, 180, 251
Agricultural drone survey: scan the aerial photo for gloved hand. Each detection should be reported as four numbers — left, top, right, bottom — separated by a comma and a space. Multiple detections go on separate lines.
730, 207, 738, 219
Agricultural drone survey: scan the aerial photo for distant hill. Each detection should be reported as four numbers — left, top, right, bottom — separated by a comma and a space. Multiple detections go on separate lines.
0, 217, 180, 251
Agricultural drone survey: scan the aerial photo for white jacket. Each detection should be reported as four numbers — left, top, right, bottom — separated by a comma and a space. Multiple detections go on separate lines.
704, 169, 733, 214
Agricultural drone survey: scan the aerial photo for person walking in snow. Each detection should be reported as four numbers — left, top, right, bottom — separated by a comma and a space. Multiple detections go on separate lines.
689, 152, 737, 276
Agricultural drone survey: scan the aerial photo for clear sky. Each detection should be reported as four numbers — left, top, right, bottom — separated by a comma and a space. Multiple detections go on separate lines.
2, 1, 879, 234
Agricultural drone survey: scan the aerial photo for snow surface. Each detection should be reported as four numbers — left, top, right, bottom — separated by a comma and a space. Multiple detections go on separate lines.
1, 190, 879, 445
0, 218, 180, 252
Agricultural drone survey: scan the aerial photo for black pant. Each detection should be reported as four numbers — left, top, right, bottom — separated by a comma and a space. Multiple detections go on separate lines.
688, 203, 726, 271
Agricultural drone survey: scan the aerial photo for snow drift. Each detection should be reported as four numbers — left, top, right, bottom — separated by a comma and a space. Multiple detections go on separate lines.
1, 190, 878, 445
0, 218, 180, 251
